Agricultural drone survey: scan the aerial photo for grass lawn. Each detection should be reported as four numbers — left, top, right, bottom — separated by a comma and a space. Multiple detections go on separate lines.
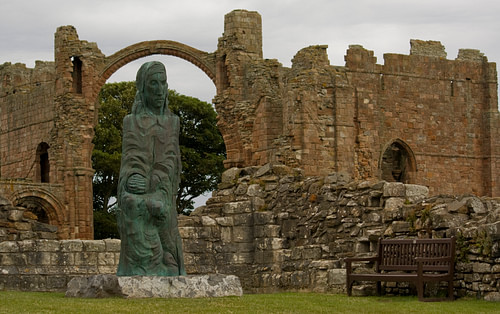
0, 291, 498, 313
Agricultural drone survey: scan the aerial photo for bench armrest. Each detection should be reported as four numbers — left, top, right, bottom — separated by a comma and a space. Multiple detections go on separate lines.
415, 256, 454, 276
345, 256, 378, 274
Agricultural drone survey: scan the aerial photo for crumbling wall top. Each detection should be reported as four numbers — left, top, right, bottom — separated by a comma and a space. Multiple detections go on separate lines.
291, 45, 330, 71
410, 39, 447, 58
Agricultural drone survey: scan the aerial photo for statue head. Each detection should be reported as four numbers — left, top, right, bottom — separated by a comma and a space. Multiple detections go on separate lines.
133, 61, 169, 115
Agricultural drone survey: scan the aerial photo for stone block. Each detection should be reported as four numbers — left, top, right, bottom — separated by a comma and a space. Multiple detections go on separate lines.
37, 232, 58, 240
13, 222, 31, 231
215, 216, 234, 226
8, 210, 24, 222
473, 262, 491, 273
383, 182, 405, 197
484, 292, 500, 302
97, 252, 116, 266
391, 221, 410, 233
19, 231, 36, 240
61, 240, 83, 252
384, 197, 405, 212
75, 252, 97, 266
448, 199, 467, 213
404, 184, 429, 203
1, 253, 27, 266
221, 167, 241, 185
467, 197, 487, 214
201, 216, 216, 226
222, 201, 252, 214
232, 226, 254, 243
31, 221, 58, 233
220, 226, 232, 243
328, 268, 346, 285
0, 241, 19, 253
232, 213, 253, 226
253, 212, 274, 225
35, 239, 60, 252
66, 274, 243, 298
179, 227, 197, 239
264, 225, 280, 237
247, 184, 263, 197
83, 240, 105, 252
103, 239, 121, 252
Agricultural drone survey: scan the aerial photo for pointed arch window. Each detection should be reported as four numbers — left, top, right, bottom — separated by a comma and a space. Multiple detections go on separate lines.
380, 139, 416, 183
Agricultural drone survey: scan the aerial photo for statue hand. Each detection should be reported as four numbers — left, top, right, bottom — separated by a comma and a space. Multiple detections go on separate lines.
127, 174, 147, 194
148, 200, 166, 221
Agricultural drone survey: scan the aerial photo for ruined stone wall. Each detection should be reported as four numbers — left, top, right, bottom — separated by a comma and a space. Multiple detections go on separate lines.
215, 10, 499, 197
346, 40, 500, 196
0, 62, 55, 181
179, 164, 499, 299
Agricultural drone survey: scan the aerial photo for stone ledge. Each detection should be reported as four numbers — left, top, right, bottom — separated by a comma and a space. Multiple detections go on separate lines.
66, 274, 243, 298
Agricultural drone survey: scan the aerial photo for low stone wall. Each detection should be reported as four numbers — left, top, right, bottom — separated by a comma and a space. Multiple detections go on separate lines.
0, 239, 119, 291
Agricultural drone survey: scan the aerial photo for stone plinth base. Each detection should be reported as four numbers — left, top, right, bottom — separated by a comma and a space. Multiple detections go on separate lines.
66, 274, 243, 298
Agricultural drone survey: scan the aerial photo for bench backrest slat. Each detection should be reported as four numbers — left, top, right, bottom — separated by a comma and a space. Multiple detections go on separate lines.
377, 238, 455, 272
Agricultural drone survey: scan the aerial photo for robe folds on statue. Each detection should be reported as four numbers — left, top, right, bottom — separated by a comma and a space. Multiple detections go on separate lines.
116, 110, 186, 276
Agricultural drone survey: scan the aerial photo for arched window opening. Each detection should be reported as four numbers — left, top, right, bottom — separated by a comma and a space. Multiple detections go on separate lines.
380, 140, 416, 183
36, 142, 50, 183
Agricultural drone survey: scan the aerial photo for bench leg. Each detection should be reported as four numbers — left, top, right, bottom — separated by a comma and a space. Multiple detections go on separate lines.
447, 280, 454, 301
376, 281, 382, 296
347, 279, 353, 296
417, 279, 424, 301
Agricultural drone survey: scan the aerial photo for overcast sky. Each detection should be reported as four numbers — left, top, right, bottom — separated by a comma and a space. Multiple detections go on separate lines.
1, 0, 499, 104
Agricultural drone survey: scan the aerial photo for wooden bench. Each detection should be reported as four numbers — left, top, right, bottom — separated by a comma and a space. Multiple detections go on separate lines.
346, 237, 455, 301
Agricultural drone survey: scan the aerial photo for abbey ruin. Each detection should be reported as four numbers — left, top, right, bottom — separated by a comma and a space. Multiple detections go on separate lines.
0, 10, 498, 240
0, 9, 499, 299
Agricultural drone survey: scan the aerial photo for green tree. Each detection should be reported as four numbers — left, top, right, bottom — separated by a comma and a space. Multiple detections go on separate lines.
168, 90, 226, 213
92, 81, 225, 238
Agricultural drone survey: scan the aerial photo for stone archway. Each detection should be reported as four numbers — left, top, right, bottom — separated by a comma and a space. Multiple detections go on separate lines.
380, 139, 417, 183
10, 188, 67, 237
95, 40, 216, 99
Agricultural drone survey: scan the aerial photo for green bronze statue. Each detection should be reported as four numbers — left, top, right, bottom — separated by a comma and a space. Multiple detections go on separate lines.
116, 61, 186, 276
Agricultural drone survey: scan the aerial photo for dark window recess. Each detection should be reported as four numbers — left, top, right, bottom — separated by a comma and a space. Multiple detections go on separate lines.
72, 56, 83, 94
381, 141, 413, 183
36, 142, 50, 183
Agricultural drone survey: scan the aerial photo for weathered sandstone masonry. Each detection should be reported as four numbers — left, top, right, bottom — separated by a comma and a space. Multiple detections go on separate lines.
0, 164, 498, 300
0, 9, 498, 239
178, 164, 499, 299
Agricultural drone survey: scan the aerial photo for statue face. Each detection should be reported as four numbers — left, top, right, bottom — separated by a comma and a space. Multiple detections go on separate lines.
144, 71, 167, 114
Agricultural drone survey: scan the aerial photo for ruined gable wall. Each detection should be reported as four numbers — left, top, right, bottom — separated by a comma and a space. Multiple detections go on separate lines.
0, 62, 56, 181
345, 40, 499, 196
